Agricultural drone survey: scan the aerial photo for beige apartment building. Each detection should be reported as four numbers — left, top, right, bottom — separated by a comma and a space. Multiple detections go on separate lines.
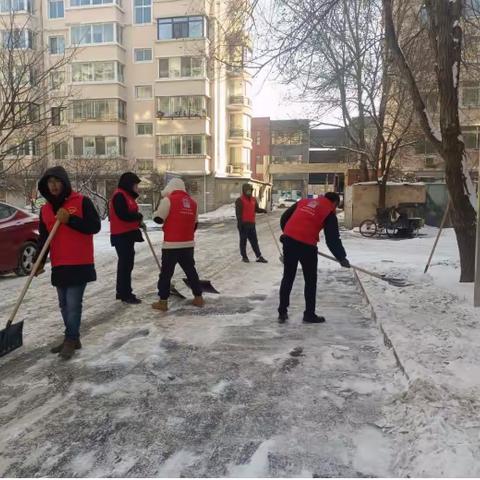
0, 0, 263, 212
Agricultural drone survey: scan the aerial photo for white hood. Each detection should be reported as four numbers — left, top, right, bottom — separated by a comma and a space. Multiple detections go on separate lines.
161, 177, 186, 196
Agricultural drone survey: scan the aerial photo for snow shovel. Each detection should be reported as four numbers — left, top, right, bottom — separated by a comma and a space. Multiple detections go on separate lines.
0, 219, 61, 358
182, 278, 219, 294
317, 251, 410, 287
142, 226, 186, 299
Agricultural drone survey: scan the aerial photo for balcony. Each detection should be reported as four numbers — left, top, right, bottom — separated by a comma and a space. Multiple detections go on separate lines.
229, 96, 251, 106
229, 128, 250, 138
227, 96, 252, 111
155, 155, 210, 175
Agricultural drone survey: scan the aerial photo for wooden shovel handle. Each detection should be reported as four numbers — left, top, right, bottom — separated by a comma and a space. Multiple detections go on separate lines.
143, 228, 162, 272
317, 251, 385, 281
6, 219, 61, 328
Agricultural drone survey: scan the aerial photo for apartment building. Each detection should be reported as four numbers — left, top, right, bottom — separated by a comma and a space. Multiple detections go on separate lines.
0, 0, 266, 212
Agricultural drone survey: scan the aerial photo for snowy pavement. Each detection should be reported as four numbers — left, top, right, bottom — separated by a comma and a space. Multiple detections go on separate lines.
338, 228, 480, 477
0, 213, 479, 476
0, 213, 408, 477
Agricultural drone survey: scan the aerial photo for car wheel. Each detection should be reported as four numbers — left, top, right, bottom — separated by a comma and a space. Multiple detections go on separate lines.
15, 242, 38, 276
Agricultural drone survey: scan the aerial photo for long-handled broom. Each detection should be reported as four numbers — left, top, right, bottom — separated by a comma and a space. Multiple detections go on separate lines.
0, 219, 61, 358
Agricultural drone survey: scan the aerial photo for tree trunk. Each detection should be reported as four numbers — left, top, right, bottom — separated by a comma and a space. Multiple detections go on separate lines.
378, 180, 387, 210
445, 151, 477, 282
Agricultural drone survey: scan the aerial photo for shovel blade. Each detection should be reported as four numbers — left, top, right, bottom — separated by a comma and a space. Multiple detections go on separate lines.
182, 278, 220, 294
170, 286, 187, 299
0, 321, 24, 358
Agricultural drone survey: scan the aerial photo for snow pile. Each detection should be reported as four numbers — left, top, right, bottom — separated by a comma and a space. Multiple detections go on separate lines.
199, 203, 236, 223
335, 227, 480, 476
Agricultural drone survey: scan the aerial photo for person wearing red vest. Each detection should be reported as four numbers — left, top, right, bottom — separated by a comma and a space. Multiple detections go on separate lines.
150, 177, 204, 311
235, 183, 268, 263
36, 166, 101, 360
109, 172, 144, 304
278, 192, 350, 324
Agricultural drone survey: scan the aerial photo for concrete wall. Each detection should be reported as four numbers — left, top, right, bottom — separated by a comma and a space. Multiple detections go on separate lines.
344, 183, 427, 229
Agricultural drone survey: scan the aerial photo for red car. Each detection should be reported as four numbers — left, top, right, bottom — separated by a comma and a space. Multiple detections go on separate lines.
0, 202, 39, 275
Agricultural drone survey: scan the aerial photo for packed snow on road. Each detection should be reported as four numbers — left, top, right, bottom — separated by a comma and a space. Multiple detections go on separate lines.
0, 210, 478, 477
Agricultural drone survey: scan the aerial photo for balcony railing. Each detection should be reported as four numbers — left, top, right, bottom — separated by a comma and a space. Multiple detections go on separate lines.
228, 96, 251, 106
156, 109, 208, 119
229, 128, 250, 138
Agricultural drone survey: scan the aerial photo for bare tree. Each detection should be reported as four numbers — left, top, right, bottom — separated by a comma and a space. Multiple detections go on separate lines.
0, 11, 74, 182
254, 0, 418, 207
383, 0, 478, 282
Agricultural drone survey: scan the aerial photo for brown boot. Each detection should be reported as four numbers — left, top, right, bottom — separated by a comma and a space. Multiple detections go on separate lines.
59, 339, 77, 360
192, 296, 205, 308
152, 299, 168, 311
51, 338, 81, 354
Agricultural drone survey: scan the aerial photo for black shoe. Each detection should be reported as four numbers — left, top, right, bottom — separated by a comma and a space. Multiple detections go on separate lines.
278, 312, 288, 323
303, 313, 326, 323
242, 256, 250, 263
256, 256, 268, 263
121, 295, 142, 305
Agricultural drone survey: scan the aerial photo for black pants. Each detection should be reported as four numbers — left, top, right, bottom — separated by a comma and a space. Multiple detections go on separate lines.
114, 239, 135, 299
239, 223, 262, 258
278, 236, 318, 316
158, 248, 202, 299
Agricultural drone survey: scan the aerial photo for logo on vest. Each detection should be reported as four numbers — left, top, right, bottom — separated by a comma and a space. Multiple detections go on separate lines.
182, 198, 191, 209
67, 207, 77, 214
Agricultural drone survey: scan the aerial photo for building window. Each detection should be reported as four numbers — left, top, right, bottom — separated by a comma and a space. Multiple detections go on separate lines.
73, 136, 126, 156
51, 107, 62, 126
156, 96, 207, 117
462, 84, 480, 108
71, 0, 122, 7
462, 128, 479, 149
54, 142, 68, 160
135, 85, 153, 99
136, 158, 153, 171
49, 36, 65, 54
7, 140, 38, 157
71, 23, 122, 46
157, 16, 206, 40
136, 123, 153, 136
271, 130, 306, 145
158, 57, 205, 79
255, 131, 261, 145
134, 48, 152, 62
71, 99, 127, 122
72, 61, 124, 83
50, 71, 65, 90
1, 29, 33, 49
48, 0, 64, 18
134, 0, 151, 24
0, 0, 32, 12
157, 135, 206, 155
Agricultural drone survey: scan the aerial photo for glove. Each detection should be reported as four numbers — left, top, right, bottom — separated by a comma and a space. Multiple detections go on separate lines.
340, 258, 351, 268
56, 208, 70, 224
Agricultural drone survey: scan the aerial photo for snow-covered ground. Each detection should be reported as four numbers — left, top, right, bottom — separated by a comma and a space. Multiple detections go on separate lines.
337, 227, 480, 476
0, 214, 479, 476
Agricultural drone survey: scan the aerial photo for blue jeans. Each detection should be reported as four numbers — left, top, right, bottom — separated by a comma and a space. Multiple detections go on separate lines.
56, 284, 87, 341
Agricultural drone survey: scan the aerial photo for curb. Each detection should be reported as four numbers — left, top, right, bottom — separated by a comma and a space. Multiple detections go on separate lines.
352, 269, 410, 381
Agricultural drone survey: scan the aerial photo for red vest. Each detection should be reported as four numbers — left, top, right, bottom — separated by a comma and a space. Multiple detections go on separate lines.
284, 197, 336, 246
163, 190, 197, 243
41, 192, 94, 267
109, 188, 140, 235
240, 194, 256, 223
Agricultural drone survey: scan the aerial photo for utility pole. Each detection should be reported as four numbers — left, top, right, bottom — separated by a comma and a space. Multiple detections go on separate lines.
475, 148, 480, 307
475, 177, 480, 307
